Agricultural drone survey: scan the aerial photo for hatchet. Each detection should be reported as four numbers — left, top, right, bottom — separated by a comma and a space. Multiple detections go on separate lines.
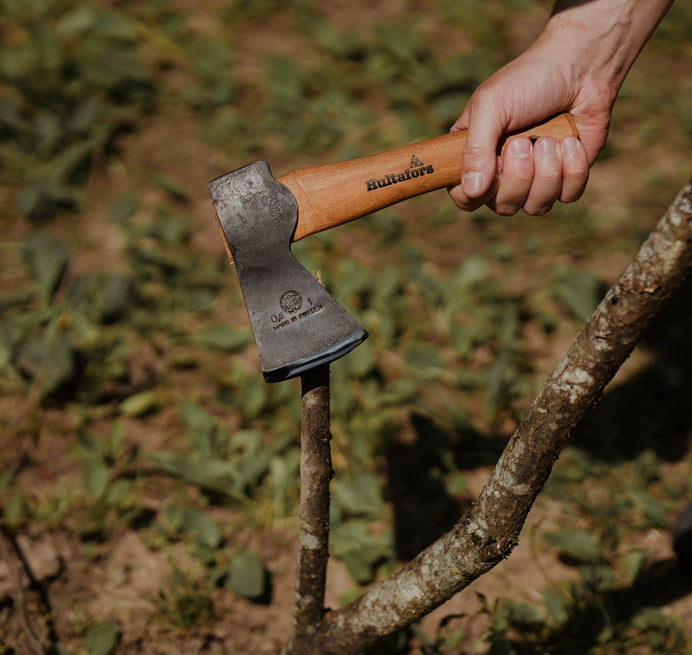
209, 113, 577, 383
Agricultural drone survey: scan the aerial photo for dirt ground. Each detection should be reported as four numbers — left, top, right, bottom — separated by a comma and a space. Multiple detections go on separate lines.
2, 1, 692, 654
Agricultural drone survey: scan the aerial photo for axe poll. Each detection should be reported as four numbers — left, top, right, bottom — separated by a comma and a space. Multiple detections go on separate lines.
209, 113, 578, 383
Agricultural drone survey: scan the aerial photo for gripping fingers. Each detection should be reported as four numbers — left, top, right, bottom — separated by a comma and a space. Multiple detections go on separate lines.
559, 135, 589, 202
523, 136, 563, 215
448, 157, 502, 212
451, 131, 587, 215
490, 137, 534, 216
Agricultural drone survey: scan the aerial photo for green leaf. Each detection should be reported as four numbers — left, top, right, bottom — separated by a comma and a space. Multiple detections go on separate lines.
236, 375, 271, 420
0, 329, 12, 371
329, 520, 392, 585
453, 253, 489, 288
180, 507, 222, 548
404, 342, 445, 372
107, 192, 139, 225
268, 448, 300, 516
108, 422, 125, 461
102, 478, 132, 508
0, 96, 25, 137
22, 231, 70, 303
140, 168, 189, 202
373, 22, 427, 66
83, 619, 120, 655
620, 548, 646, 584
15, 181, 82, 222
541, 587, 569, 626
66, 272, 133, 323
178, 402, 233, 460
0, 316, 29, 371
57, 4, 99, 38
192, 323, 250, 352
340, 551, 375, 586
73, 430, 106, 461
44, 132, 107, 185
179, 401, 215, 443
544, 529, 601, 564
93, 7, 138, 41
332, 471, 383, 519
341, 338, 375, 378
551, 267, 606, 323
0, 290, 34, 314
504, 601, 545, 631
83, 460, 110, 498
229, 430, 275, 490
119, 390, 162, 417
4, 491, 25, 528
224, 550, 267, 600
633, 449, 660, 485
449, 324, 477, 360
15, 329, 77, 395
0, 470, 14, 491
151, 452, 244, 499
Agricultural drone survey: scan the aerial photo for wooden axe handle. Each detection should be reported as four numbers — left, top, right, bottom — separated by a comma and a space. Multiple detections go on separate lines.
278, 113, 577, 242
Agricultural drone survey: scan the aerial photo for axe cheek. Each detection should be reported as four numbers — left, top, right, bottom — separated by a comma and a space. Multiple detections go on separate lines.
208, 161, 368, 383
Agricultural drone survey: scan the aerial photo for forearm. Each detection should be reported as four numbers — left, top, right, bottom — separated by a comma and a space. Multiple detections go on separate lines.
544, 0, 674, 91
450, 0, 674, 214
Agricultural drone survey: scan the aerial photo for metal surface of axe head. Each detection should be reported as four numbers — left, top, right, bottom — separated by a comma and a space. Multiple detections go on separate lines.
208, 161, 367, 383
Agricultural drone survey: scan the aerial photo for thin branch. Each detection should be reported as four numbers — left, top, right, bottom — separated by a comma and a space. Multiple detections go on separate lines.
0, 527, 47, 655
304, 179, 692, 654
283, 364, 333, 655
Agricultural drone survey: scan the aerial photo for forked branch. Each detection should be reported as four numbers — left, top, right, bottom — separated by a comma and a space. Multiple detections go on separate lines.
289, 178, 692, 654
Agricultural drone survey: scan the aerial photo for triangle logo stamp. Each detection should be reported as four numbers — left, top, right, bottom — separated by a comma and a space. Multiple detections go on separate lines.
364, 154, 435, 192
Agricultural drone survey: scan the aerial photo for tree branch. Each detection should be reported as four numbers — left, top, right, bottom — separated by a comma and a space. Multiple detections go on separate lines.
284, 364, 333, 655
0, 527, 47, 655
306, 179, 692, 654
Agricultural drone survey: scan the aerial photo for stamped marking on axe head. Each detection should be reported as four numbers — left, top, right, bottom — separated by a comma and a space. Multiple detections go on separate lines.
209, 161, 368, 383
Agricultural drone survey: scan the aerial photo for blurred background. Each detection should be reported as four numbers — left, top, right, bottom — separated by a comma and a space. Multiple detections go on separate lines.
1, 0, 691, 653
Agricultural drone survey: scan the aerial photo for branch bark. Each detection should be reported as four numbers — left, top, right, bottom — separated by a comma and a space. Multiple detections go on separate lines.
300, 178, 692, 654
283, 364, 332, 655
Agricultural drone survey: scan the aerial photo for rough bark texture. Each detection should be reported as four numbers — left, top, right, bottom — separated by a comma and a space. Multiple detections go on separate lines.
283, 365, 332, 655
298, 179, 692, 654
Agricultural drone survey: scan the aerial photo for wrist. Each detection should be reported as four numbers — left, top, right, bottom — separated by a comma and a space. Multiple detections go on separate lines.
541, 0, 672, 91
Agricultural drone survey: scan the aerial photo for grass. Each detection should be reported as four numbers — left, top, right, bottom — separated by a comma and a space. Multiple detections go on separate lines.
1, 0, 692, 653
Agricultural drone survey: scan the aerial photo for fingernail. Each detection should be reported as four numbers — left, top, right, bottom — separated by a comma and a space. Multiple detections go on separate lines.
509, 138, 531, 158
561, 136, 579, 155
462, 171, 485, 197
536, 137, 557, 156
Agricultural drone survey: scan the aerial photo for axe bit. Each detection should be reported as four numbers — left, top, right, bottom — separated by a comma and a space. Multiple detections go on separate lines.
209, 113, 577, 383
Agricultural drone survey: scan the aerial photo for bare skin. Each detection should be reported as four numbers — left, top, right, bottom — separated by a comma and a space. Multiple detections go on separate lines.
449, 0, 675, 216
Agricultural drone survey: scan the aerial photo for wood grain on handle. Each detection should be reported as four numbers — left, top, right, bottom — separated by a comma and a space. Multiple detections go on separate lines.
278, 113, 577, 242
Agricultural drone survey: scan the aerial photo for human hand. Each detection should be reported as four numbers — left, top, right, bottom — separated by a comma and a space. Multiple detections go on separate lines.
448, 0, 673, 216
445, 0, 676, 216
448, 51, 610, 216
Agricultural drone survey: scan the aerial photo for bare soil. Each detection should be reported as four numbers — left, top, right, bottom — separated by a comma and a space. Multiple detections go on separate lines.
2, 1, 692, 654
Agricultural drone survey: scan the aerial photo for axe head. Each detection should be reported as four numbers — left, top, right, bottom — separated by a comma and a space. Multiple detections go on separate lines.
209, 161, 368, 383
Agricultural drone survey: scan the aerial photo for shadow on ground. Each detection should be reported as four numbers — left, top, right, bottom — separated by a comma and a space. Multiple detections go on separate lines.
385, 413, 506, 560
575, 276, 692, 464
501, 557, 692, 655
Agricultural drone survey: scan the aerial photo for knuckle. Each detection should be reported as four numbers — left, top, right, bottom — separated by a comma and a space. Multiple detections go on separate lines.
448, 189, 479, 213
530, 204, 553, 216
496, 205, 519, 217
462, 143, 492, 166
565, 161, 590, 180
